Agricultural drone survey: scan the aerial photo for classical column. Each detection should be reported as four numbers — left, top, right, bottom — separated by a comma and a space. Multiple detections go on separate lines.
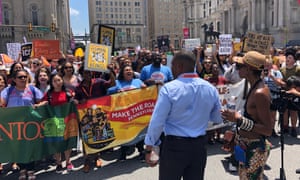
278, 0, 284, 27
221, 12, 225, 34
261, 0, 266, 30
274, 0, 278, 27
251, 0, 256, 31
232, 7, 236, 35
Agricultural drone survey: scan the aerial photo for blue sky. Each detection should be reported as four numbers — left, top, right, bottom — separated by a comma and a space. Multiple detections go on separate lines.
69, 1, 89, 35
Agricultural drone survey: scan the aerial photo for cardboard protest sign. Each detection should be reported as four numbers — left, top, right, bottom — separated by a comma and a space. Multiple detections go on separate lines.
32, 40, 61, 60
85, 43, 112, 72
219, 34, 232, 55
182, 38, 201, 51
6, 43, 21, 61
244, 32, 273, 55
21, 43, 32, 61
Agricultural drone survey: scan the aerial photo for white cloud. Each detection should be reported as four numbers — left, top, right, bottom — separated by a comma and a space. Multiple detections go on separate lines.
70, 8, 80, 16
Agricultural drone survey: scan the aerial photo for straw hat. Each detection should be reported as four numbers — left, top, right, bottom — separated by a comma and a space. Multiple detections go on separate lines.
234, 51, 266, 70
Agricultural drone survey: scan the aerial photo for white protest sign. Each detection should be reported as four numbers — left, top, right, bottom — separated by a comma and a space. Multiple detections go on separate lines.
182, 38, 201, 51
6, 43, 21, 61
219, 34, 232, 55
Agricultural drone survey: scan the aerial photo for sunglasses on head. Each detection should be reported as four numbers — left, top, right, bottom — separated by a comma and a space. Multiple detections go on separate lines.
32, 62, 40, 66
17, 75, 28, 79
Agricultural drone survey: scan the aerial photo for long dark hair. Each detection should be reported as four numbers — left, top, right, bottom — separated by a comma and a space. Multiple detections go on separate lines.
61, 61, 74, 76
35, 67, 51, 89
117, 65, 133, 81
11, 69, 28, 86
9, 62, 24, 78
48, 74, 67, 93
0, 73, 8, 90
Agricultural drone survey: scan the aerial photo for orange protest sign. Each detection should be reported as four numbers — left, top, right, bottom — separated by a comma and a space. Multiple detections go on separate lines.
32, 40, 62, 60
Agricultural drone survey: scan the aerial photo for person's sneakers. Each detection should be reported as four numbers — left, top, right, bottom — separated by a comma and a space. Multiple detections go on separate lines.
291, 128, 297, 137
228, 162, 237, 172
296, 168, 300, 174
66, 163, 74, 171
55, 164, 64, 173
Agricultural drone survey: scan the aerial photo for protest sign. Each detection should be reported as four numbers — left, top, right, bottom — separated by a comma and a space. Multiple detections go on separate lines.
219, 34, 232, 55
244, 32, 273, 55
21, 43, 32, 61
85, 43, 112, 72
98, 25, 115, 54
0, 103, 78, 163
6, 43, 21, 61
77, 86, 158, 154
182, 38, 201, 51
32, 40, 61, 59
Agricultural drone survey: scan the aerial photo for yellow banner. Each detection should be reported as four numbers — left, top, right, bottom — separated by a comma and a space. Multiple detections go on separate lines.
77, 86, 158, 154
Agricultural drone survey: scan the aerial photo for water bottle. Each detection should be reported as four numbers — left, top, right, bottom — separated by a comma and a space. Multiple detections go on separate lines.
226, 96, 237, 112
150, 146, 160, 162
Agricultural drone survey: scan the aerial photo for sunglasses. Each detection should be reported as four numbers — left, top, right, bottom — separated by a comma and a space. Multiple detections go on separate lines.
64, 66, 73, 69
17, 75, 28, 79
32, 62, 40, 66
203, 61, 212, 64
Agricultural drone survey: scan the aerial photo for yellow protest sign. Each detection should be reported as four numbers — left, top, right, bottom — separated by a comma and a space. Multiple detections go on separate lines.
85, 43, 112, 72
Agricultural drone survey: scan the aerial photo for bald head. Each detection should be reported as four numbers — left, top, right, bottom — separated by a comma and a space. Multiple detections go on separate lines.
171, 51, 196, 78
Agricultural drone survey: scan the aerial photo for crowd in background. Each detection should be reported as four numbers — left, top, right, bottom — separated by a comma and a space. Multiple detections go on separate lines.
0, 41, 300, 179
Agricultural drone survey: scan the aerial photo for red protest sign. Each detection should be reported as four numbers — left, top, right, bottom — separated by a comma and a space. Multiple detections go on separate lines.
32, 40, 62, 60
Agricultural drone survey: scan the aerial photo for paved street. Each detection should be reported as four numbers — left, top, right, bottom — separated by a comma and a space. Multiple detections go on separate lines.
1, 134, 300, 180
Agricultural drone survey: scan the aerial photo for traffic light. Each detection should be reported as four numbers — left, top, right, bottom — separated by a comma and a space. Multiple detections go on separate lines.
28, 22, 32, 32
51, 22, 56, 32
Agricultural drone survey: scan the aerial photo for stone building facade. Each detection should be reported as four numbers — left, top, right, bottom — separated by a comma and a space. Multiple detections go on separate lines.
0, 0, 71, 54
183, 0, 300, 47
88, 0, 147, 49
147, 0, 184, 50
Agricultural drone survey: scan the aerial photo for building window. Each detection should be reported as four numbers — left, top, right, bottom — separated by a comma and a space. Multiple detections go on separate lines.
31, 4, 38, 25
3, 4, 10, 25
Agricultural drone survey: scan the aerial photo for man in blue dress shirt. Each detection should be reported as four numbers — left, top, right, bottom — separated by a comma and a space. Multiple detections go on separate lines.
144, 51, 223, 180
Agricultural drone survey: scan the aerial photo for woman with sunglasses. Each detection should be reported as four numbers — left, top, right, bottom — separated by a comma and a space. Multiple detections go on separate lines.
61, 61, 80, 92
26, 58, 42, 84
0, 69, 43, 180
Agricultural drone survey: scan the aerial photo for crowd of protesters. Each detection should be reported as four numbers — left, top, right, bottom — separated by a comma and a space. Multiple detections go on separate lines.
0, 41, 300, 179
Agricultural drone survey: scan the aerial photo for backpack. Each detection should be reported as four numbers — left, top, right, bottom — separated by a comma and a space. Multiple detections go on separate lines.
6, 85, 37, 104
